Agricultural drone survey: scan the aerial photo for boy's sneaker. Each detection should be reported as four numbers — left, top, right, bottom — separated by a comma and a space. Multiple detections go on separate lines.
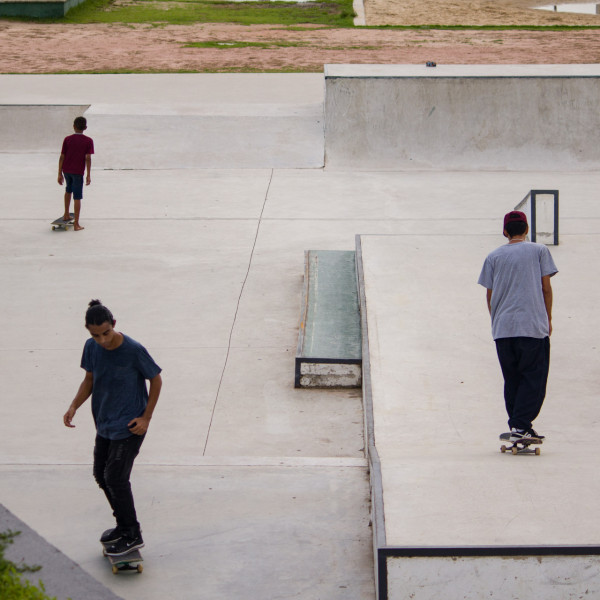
100, 527, 123, 544
499, 428, 533, 442
527, 428, 545, 440
104, 534, 144, 557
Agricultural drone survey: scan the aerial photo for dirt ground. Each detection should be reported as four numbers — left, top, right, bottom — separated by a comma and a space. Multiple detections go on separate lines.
1, 0, 600, 73
366, 0, 600, 26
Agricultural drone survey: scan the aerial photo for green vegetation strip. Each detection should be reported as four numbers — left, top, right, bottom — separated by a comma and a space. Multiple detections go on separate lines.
38, 0, 356, 26
0, 530, 57, 600
184, 39, 308, 48
8, 0, 600, 30
183, 39, 379, 49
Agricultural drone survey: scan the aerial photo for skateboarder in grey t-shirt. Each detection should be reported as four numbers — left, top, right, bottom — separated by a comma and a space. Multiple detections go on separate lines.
478, 211, 558, 442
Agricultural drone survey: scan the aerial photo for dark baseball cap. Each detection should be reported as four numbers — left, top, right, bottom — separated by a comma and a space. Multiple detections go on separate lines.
504, 211, 528, 229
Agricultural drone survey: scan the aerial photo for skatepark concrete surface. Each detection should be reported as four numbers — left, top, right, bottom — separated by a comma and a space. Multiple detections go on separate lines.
0, 74, 372, 600
1, 71, 600, 600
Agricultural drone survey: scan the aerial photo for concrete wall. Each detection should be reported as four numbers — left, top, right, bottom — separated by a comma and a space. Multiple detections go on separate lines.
386, 554, 600, 600
324, 64, 600, 171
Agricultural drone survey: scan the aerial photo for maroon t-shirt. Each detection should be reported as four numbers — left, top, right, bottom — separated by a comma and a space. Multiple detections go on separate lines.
61, 133, 94, 175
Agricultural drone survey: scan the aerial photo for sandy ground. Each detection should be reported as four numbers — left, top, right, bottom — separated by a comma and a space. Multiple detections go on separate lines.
1, 0, 600, 73
366, 0, 600, 26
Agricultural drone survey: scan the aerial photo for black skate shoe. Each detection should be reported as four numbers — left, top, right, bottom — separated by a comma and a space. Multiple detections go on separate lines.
104, 533, 144, 557
100, 527, 123, 544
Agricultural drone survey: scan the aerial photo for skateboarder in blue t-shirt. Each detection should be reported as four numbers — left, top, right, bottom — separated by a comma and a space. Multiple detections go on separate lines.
478, 211, 558, 443
64, 300, 162, 556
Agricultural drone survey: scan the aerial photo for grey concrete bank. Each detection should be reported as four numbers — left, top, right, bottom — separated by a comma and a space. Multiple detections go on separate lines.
324, 64, 600, 170
1, 503, 124, 600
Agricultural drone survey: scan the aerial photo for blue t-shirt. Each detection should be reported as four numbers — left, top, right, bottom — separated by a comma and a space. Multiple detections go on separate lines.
478, 241, 558, 340
81, 334, 162, 440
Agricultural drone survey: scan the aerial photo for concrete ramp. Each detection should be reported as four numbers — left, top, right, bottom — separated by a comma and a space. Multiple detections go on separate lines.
88, 103, 324, 170
325, 64, 600, 171
0, 103, 323, 169
0, 105, 89, 152
0, 74, 325, 169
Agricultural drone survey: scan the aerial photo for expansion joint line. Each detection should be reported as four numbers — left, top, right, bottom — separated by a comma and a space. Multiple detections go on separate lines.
202, 169, 274, 456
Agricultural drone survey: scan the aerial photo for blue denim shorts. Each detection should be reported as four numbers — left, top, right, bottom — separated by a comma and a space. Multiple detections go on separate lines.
64, 173, 84, 200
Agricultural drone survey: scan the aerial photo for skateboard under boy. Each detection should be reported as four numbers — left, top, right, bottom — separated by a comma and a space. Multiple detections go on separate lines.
499, 433, 543, 456
101, 540, 144, 574
51, 213, 74, 231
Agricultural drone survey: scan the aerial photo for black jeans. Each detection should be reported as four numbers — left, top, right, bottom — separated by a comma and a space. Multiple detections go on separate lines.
93, 433, 145, 538
495, 336, 550, 431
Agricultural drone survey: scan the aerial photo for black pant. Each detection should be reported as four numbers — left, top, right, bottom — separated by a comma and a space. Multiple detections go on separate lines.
93, 433, 145, 538
495, 336, 550, 431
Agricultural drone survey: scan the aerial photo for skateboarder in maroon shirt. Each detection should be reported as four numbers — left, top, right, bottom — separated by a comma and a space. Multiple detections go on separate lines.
58, 116, 94, 231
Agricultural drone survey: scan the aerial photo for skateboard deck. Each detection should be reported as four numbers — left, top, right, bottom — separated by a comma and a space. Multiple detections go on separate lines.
51, 214, 74, 231
101, 541, 143, 574
500, 435, 543, 456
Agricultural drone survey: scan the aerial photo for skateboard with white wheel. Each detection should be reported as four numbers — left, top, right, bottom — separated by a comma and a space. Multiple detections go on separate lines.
500, 434, 542, 456
51, 213, 74, 231
101, 540, 143, 574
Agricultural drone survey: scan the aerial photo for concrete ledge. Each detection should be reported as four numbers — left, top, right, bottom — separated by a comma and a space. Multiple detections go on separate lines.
0, 503, 123, 600
324, 64, 600, 171
295, 250, 362, 388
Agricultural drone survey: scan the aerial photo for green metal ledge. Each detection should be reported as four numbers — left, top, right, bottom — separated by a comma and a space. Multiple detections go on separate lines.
295, 249, 362, 388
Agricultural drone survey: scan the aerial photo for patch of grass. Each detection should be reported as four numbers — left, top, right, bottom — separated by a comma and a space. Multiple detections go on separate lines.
40, 0, 356, 27
183, 39, 381, 50
274, 25, 336, 30
184, 39, 308, 48
321, 44, 378, 49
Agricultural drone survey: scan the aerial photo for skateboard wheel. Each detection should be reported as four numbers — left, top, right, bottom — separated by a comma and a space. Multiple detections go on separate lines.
511, 446, 518, 455
137, 564, 143, 573
501, 445, 507, 453
112, 565, 118, 574
535, 447, 541, 455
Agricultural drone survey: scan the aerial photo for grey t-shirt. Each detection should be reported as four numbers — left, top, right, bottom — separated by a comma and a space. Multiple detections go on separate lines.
478, 241, 558, 340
